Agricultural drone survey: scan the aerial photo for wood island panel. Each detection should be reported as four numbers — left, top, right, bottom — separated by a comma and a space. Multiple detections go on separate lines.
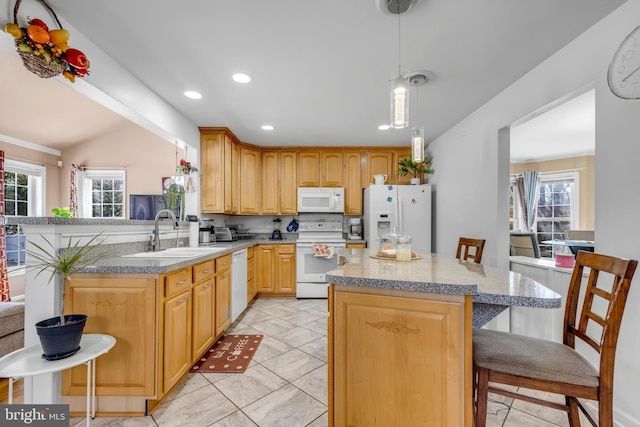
330, 286, 472, 427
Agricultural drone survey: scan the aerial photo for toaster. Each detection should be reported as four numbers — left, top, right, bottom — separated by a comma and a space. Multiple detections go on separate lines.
214, 227, 237, 242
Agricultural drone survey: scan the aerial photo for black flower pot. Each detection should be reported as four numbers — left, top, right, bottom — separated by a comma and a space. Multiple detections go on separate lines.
35, 314, 87, 360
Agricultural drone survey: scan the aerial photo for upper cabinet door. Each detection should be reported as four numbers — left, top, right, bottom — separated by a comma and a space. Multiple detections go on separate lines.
344, 151, 363, 215
200, 132, 225, 213
261, 151, 279, 214
366, 152, 395, 186
321, 152, 343, 187
239, 147, 261, 214
298, 152, 320, 187
280, 152, 298, 214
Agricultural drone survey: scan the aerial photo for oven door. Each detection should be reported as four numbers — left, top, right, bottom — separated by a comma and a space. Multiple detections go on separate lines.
296, 242, 346, 282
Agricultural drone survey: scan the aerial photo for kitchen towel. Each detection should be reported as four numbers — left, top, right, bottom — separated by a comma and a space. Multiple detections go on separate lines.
313, 243, 334, 259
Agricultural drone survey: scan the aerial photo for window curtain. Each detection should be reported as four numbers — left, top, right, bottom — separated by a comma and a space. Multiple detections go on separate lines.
516, 171, 541, 233
0, 150, 11, 302
70, 164, 85, 218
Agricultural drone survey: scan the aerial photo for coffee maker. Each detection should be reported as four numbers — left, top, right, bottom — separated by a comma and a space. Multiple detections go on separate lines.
348, 218, 363, 240
199, 219, 215, 244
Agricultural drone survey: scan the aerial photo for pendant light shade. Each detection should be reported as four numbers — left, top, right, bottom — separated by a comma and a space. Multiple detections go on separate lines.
411, 127, 425, 162
390, 75, 409, 129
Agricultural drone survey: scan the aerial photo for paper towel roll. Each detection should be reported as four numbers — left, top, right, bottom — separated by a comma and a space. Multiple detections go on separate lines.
189, 222, 199, 247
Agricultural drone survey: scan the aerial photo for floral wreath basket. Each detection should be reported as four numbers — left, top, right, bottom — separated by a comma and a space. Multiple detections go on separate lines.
5, 0, 90, 82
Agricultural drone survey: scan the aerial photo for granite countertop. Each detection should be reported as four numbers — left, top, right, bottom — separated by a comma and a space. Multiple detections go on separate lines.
326, 249, 561, 309
77, 237, 294, 275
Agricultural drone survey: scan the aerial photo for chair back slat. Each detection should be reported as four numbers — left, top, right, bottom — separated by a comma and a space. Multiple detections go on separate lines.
564, 251, 637, 386
456, 237, 486, 264
568, 325, 601, 353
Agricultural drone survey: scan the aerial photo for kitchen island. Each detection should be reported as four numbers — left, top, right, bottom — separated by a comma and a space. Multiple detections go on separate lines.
326, 249, 561, 427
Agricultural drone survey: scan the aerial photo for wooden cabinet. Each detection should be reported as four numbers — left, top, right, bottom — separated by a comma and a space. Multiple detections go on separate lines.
164, 289, 192, 392
256, 245, 276, 293
192, 260, 216, 358
298, 151, 321, 187
346, 242, 366, 249
230, 137, 239, 213
366, 151, 395, 186
247, 246, 256, 303
63, 276, 157, 397
256, 244, 296, 296
330, 288, 471, 427
261, 151, 297, 214
280, 152, 298, 214
200, 131, 225, 212
215, 254, 232, 337
343, 151, 363, 215
239, 146, 261, 214
276, 245, 296, 294
200, 129, 238, 213
321, 152, 343, 187
261, 151, 279, 214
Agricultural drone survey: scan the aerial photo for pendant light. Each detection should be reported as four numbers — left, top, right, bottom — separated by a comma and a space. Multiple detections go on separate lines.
389, 0, 409, 129
408, 71, 432, 162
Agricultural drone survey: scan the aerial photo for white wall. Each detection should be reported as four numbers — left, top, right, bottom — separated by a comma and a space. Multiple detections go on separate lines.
0, 1, 200, 150
429, 1, 640, 424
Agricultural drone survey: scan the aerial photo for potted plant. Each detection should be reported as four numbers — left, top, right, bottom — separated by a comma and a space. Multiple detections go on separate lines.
397, 155, 434, 185
26, 233, 109, 360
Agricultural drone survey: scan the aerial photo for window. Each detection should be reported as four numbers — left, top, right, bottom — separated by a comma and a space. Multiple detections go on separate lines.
81, 170, 126, 218
510, 171, 578, 258
4, 160, 45, 269
536, 172, 578, 258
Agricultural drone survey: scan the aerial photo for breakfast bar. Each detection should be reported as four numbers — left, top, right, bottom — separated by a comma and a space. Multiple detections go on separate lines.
326, 249, 561, 427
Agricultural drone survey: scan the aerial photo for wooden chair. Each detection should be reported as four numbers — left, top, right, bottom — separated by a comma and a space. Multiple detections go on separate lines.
473, 251, 638, 427
456, 237, 486, 264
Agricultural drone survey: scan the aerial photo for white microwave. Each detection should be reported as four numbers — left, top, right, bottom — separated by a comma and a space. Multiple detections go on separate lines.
297, 187, 345, 213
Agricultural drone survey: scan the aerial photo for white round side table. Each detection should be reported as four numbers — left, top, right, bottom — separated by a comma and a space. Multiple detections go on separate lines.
0, 334, 116, 427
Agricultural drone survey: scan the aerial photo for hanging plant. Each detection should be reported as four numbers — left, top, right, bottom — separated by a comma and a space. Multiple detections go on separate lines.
3, 0, 90, 82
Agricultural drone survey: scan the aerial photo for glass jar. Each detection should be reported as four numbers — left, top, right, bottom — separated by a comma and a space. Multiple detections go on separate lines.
396, 234, 412, 262
379, 229, 400, 256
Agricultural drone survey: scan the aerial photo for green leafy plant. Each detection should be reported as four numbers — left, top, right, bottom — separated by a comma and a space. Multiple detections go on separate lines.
397, 155, 434, 178
26, 233, 110, 325
51, 206, 72, 218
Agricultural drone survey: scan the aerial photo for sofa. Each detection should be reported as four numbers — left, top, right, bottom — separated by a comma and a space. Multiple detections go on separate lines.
0, 302, 25, 358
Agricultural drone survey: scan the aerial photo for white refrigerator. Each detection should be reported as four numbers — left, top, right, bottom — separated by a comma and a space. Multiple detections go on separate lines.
363, 184, 432, 254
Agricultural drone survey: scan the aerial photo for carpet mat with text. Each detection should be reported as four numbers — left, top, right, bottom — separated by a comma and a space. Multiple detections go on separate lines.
191, 334, 263, 373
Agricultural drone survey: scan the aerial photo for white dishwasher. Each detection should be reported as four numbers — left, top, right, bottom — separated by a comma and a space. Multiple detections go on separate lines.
231, 249, 248, 322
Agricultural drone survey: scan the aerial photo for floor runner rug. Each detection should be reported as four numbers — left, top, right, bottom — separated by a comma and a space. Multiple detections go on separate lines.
191, 334, 263, 373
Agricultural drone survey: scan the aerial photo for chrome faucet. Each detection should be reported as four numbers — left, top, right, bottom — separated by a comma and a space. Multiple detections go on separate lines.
150, 209, 179, 251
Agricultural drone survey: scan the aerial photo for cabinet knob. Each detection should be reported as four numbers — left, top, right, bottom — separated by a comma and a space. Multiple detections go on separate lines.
176, 279, 189, 285
176, 296, 189, 304
203, 283, 213, 289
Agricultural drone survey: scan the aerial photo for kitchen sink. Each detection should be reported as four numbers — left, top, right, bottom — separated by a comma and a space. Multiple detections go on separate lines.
122, 246, 228, 259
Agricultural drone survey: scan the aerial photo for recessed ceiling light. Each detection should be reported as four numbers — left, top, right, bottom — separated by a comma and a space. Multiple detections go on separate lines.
261, 125, 275, 131
378, 124, 391, 130
184, 91, 202, 99
232, 73, 252, 83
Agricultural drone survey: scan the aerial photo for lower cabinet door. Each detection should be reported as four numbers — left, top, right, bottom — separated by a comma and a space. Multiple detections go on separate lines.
215, 271, 231, 337
192, 279, 215, 358
164, 290, 192, 392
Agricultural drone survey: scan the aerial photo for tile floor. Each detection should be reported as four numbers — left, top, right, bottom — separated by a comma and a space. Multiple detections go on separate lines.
70, 297, 593, 427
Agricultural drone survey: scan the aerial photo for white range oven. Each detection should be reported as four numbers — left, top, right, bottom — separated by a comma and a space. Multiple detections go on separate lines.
296, 214, 346, 298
